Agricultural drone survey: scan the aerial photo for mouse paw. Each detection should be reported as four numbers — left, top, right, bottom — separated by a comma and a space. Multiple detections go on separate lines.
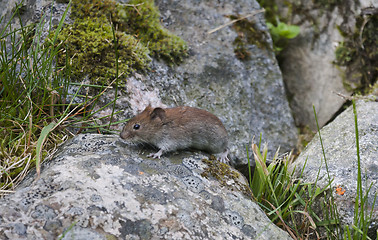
217, 150, 229, 164
147, 149, 164, 159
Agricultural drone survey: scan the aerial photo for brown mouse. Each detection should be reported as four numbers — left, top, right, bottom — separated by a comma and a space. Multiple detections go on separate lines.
120, 105, 229, 163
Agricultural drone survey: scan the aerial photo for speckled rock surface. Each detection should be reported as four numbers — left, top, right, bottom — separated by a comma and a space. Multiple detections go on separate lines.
0, 0, 19, 29
291, 100, 378, 235
0, 0, 72, 35
0, 134, 292, 239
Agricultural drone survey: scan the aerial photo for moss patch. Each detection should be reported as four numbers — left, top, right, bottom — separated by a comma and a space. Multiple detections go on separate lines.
71, 0, 117, 19
117, 0, 188, 63
54, 0, 188, 84
56, 17, 150, 84
334, 12, 377, 93
229, 15, 271, 61
201, 157, 254, 199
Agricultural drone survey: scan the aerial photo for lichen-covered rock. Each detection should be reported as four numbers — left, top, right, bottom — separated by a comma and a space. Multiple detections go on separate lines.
290, 100, 378, 236
0, 134, 292, 239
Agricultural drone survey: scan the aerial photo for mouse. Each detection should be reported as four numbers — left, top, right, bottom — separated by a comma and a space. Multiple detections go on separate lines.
120, 105, 229, 163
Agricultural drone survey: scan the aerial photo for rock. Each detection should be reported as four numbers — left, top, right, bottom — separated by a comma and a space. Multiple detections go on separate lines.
290, 100, 378, 236
278, 0, 377, 129
0, 0, 72, 35
0, 134, 292, 239
0, 0, 19, 30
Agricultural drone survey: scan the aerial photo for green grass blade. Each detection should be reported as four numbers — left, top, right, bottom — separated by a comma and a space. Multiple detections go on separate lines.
247, 144, 252, 187
51, 0, 71, 45
35, 121, 56, 178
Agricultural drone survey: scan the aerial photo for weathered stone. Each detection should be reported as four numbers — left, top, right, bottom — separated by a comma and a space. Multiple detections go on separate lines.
290, 100, 378, 236
278, 0, 378, 129
0, 0, 73, 38
0, 134, 292, 239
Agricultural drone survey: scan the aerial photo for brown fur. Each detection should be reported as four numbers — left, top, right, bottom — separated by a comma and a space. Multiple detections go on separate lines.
120, 106, 229, 162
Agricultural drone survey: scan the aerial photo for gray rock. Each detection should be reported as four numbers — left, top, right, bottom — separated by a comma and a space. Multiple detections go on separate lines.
11, 223, 27, 236
0, 0, 24, 31
0, 0, 72, 39
278, 0, 377, 129
290, 100, 378, 234
0, 134, 292, 239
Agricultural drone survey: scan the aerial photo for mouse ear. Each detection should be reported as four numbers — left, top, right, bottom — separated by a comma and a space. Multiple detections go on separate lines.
150, 108, 166, 121
143, 105, 153, 112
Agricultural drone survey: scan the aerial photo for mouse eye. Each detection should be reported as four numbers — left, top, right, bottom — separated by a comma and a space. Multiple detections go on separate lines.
133, 124, 140, 130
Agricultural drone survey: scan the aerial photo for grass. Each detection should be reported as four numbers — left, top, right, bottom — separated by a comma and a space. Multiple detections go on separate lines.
248, 100, 377, 239
314, 101, 376, 239
0, 0, 125, 195
248, 139, 326, 239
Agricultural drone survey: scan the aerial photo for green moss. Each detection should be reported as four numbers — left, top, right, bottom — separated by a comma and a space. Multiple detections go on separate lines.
117, 0, 188, 63
258, 0, 287, 26
366, 81, 378, 97
334, 14, 377, 94
105, 234, 118, 240
55, 17, 150, 85
335, 42, 354, 65
229, 15, 271, 60
71, 0, 117, 20
233, 37, 252, 60
201, 157, 254, 198
54, 0, 188, 84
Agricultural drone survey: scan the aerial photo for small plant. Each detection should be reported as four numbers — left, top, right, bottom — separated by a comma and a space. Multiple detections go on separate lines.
58, 221, 78, 240
247, 138, 327, 239
249, 99, 376, 239
266, 22, 300, 52
257, 0, 300, 53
